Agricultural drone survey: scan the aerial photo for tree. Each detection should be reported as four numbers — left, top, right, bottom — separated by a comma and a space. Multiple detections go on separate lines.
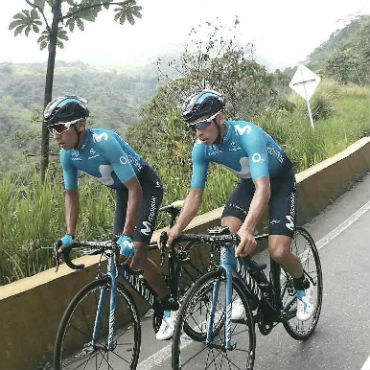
9, 0, 142, 181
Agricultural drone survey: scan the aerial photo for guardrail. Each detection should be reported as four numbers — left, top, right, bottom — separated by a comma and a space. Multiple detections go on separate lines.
0, 136, 369, 370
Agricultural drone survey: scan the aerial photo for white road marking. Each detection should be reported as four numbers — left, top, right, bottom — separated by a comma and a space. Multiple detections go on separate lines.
360, 354, 370, 370
137, 200, 370, 370
316, 199, 370, 250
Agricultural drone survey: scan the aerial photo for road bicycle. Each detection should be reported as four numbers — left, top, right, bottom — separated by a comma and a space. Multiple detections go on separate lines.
171, 225, 323, 370
53, 200, 216, 370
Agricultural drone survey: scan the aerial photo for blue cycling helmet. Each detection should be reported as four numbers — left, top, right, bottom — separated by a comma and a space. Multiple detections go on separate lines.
181, 89, 225, 123
44, 95, 89, 125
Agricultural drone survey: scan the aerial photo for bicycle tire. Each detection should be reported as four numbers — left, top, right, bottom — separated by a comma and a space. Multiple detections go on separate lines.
54, 277, 141, 370
279, 226, 323, 340
175, 240, 219, 341
172, 269, 256, 370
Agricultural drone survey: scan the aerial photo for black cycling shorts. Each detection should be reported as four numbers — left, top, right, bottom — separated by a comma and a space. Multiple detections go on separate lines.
114, 163, 163, 244
221, 169, 297, 238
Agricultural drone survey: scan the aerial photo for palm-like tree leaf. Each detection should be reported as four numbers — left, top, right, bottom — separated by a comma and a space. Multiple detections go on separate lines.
113, 1, 142, 26
36, 26, 69, 50
9, 7, 42, 36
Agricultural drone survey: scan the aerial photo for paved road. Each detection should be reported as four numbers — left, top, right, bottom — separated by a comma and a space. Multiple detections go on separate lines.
134, 173, 370, 370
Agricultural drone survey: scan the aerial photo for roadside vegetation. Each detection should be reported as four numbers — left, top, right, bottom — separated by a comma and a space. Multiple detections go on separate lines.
0, 15, 369, 285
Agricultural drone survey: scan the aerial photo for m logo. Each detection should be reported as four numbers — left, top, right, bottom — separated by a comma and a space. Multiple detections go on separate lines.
235, 124, 252, 136
285, 215, 295, 231
93, 132, 108, 143
141, 221, 152, 235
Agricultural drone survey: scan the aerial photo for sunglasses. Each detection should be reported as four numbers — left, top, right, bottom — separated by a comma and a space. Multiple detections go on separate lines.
48, 118, 80, 135
189, 111, 221, 132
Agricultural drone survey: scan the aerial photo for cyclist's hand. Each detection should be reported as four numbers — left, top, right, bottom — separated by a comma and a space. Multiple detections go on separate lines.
235, 229, 257, 257
117, 234, 136, 258
161, 227, 181, 249
55, 234, 74, 253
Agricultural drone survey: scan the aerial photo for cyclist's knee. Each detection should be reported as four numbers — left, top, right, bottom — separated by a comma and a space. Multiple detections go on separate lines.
269, 244, 289, 263
221, 216, 242, 233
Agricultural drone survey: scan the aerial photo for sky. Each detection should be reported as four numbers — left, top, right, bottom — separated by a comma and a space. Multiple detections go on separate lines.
0, 0, 369, 70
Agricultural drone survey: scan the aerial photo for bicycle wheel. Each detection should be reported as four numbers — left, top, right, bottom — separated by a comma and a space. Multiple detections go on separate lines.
54, 277, 141, 370
172, 269, 256, 370
280, 227, 323, 340
178, 241, 218, 298
177, 241, 221, 341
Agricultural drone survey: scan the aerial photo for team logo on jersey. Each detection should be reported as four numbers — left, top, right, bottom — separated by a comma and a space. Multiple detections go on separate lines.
93, 132, 108, 143
234, 124, 252, 136
285, 215, 295, 231
90, 148, 96, 156
252, 153, 264, 163
97, 165, 114, 186
140, 221, 152, 235
119, 156, 128, 165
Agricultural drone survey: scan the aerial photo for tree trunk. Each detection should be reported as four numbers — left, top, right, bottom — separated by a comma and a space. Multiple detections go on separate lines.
40, 0, 61, 182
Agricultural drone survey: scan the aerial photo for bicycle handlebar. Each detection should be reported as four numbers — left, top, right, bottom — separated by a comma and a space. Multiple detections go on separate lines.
54, 240, 116, 272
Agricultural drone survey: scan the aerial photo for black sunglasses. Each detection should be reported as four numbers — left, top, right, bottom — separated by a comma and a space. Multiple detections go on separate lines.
189, 111, 220, 132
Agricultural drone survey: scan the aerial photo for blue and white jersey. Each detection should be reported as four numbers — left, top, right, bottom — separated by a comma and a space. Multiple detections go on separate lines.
191, 121, 291, 189
60, 128, 144, 190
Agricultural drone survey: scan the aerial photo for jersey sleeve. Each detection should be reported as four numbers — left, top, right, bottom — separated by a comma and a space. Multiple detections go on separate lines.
239, 125, 270, 180
60, 150, 78, 190
190, 143, 209, 189
97, 133, 136, 184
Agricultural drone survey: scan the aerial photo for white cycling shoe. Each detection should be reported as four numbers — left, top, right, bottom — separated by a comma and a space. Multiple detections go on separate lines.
296, 283, 316, 321
156, 310, 177, 340
231, 299, 246, 320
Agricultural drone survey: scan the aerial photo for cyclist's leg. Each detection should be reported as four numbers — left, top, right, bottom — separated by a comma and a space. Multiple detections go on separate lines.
117, 164, 168, 298
268, 170, 315, 320
221, 180, 256, 319
221, 178, 254, 233
268, 168, 300, 276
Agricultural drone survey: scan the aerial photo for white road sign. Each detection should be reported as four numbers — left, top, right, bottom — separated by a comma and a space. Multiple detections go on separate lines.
289, 64, 321, 101
289, 64, 321, 129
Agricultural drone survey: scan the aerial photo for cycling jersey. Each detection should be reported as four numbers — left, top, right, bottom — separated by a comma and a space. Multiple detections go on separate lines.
191, 121, 292, 189
60, 128, 144, 190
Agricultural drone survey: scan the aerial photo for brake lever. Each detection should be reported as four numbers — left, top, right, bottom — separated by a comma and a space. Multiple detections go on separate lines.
53, 241, 62, 272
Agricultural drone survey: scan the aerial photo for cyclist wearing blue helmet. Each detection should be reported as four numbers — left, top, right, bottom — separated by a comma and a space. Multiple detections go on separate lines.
165, 89, 316, 322
45, 95, 176, 340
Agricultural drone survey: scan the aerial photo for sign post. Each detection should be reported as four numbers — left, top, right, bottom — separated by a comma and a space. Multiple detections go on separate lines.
289, 64, 321, 129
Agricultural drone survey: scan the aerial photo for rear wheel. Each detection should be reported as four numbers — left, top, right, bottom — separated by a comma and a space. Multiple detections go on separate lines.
54, 277, 141, 370
279, 227, 323, 340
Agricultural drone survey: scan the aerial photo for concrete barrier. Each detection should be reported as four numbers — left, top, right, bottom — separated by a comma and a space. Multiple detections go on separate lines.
0, 136, 369, 370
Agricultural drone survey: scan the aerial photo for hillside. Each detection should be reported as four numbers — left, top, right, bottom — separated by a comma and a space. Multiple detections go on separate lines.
0, 60, 158, 173
306, 15, 369, 85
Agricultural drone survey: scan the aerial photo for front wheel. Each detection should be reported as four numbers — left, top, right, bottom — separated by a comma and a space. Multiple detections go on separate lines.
280, 227, 323, 340
172, 269, 256, 370
54, 277, 141, 370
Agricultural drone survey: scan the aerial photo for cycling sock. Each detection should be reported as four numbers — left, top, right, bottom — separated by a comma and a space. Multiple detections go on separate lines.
293, 275, 310, 290
163, 310, 171, 319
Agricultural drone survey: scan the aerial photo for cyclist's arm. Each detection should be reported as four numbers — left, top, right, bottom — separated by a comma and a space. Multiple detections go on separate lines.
240, 176, 270, 234
172, 188, 203, 234
61, 150, 79, 236
65, 189, 79, 235
121, 176, 143, 237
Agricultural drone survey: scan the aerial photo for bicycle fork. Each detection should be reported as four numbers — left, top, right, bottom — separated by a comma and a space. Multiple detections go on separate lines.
92, 257, 118, 351
206, 244, 236, 350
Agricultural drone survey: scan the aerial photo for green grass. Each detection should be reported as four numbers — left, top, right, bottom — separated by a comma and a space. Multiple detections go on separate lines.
0, 80, 369, 284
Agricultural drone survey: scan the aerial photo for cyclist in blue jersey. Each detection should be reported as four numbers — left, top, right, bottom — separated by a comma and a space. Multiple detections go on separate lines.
165, 89, 316, 322
44, 95, 176, 340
